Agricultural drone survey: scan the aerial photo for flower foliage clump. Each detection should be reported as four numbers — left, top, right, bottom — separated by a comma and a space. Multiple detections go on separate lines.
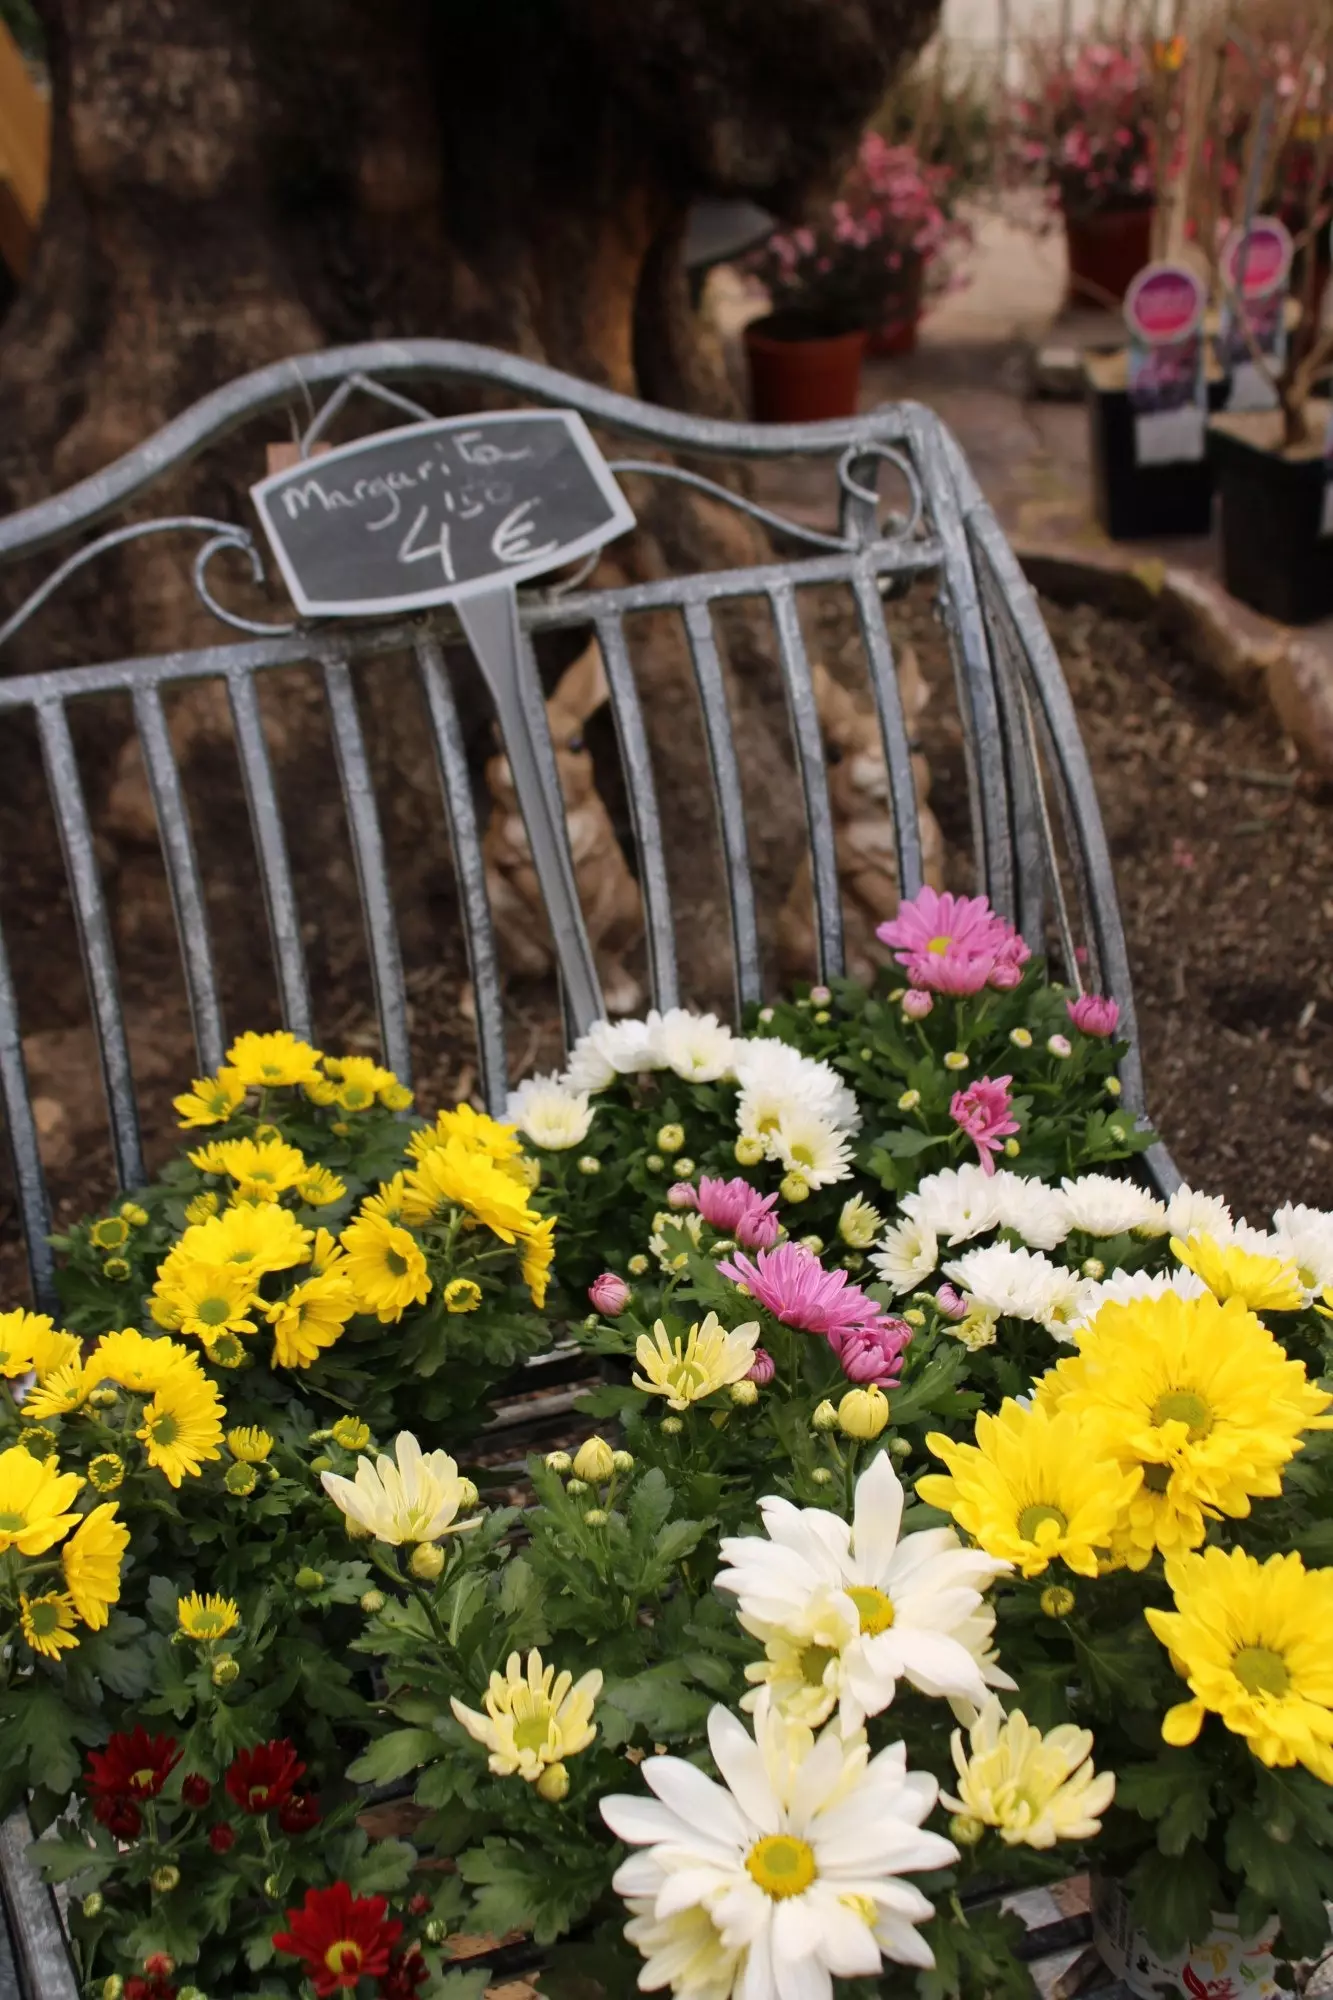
3, 887, 1333, 1999
1011, 40, 1158, 219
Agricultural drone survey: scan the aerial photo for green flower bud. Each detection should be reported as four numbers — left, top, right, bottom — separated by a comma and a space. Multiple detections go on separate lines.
656, 1124, 685, 1154
897, 1089, 920, 1112
812, 1400, 839, 1432
264, 1873, 282, 1898
627, 1254, 649, 1276
780, 1172, 810, 1204
294, 1567, 324, 1592
734, 1136, 765, 1166
949, 1813, 986, 1847
577, 1155, 601, 1176
409, 1542, 445, 1581
674, 1158, 696, 1178
309, 1455, 332, 1474
225, 1462, 258, 1496
729, 1379, 759, 1407
211, 1654, 240, 1687
583, 1508, 609, 1526
799, 1235, 824, 1255
645, 1154, 664, 1173
564, 1476, 589, 1495
837, 1386, 889, 1440
1081, 1258, 1105, 1281
178, 1988, 208, 2000
456, 1477, 480, 1510
1040, 1585, 1076, 1619
425, 1919, 449, 1945
813, 1010, 831, 1025
536, 1760, 570, 1801
102, 1980, 124, 2000
810, 1467, 834, 1486
943, 1051, 969, 1072
545, 1450, 572, 1473
1105, 1077, 1122, 1096
1003, 1138, 1021, 1157
89, 1387, 120, 1408
572, 1435, 616, 1484
660, 1416, 684, 1435
150, 1864, 180, 1893
611, 1450, 634, 1472
360, 1590, 386, 1615
81, 1892, 104, 1918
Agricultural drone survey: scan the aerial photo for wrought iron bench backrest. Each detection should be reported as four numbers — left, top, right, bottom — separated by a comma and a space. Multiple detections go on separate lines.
0, 341, 1174, 1311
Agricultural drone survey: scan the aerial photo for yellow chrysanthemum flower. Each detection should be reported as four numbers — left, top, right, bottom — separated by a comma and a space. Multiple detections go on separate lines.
918, 1401, 1141, 1579
1147, 1546, 1333, 1781
153, 1259, 261, 1343
307, 1054, 400, 1113
173, 1068, 246, 1129
20, 1590, 80, 1659
185, 1191, 220, 1225
61, 1504, 130, 1630
297, 1164, 347, 1208
320, 1431, 481, 1545
156, 1204, 312, 1291
307, 1226, 345, 1276
1035, 1292, 1331, 1567
266, 1271, 356, 1368
21, 1359, 95, 1420
401, 1140, 540, 1244
0, 1444, 84, 1554
520, 1215, 557, 1310
339, 1212, 431, 1323
1171, 1233, 1304, 1313
450, 1648, 602, 1799
89, 1327, 197, 1397
0, 1309, 79, 1381
177, 1591, 240, 1641
407, 1103, 522, 1165
88, 1454, 125, 1493
632, 1313, 762, 1411
359, 1174, 408, 1226
331, 1416, 371, 1450
188, 1134, 310, 1205
90, 1215, 130, 1251
943, 1695, 1116, 1848
225, 1029, 323, 1090
136, 1370, 225, 1488
226, 1426, 274, 1463
443, 1277, 483, 1315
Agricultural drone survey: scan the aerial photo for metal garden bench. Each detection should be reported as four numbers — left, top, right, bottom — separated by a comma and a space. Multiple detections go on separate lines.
0, 340, 1170, 1998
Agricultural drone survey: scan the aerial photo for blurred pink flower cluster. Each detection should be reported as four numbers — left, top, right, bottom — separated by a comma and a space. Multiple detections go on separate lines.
748, 133, 973, 332
1012, 41, 1156, 217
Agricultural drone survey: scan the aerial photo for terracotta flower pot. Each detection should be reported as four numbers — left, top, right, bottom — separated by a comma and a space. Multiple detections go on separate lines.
744, 315, 867, 423
1063, 205, 1154, 308
865, 256, 925, 357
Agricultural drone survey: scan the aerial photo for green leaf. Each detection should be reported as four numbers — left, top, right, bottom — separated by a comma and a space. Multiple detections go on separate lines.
627, 1468, 674, 1540
601, 1662, 713, 1741
1125, 1841, 1220, 1957
459, 1835, 607, 1946
344, 1836, 418, 1895
873, 1129, 948, 1160
29, 1835, 116, 1887
423, 1970, 492, 2000
346, 1728, 441, 1785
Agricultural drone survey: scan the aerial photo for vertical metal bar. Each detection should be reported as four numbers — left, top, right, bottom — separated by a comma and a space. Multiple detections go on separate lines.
225, 669, 313, 1043
766, 581, 843, 981
851, 565, 924, 901
682, 598, 761, 1013
593, 612, 679, 1013
130, 684, 227, 1074
980, 593, 1049, 950
0, 1810, 79, 2000
414, 638, 509, 1116
459, 588, 603, 1037
34, 699, 144, 1191
320, 652, 412, 1086
0, 916, 54, 1309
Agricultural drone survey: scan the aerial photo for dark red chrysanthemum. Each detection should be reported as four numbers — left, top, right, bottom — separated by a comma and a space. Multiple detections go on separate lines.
207, 1823, 236, 1854
277, 1791, 320, 1835
379, 1945, 430, 1998
225, 1739, 305, 1814
125, 1978, 176, 2000
180, 1773, 212, 1809
273, 1881, 402, 1997
93, 1796, 142, 1840
86, 1727, 181, 1803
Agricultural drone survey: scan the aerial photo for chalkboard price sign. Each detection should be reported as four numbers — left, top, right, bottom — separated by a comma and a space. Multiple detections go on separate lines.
250, 408, 635, 618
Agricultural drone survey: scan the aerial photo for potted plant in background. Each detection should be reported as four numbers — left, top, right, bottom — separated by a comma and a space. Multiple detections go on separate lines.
744, 132, 971, 421
1013, 38, 1158, 307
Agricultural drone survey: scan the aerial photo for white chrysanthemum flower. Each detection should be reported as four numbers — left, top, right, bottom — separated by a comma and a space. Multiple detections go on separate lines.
656, 1008, 739, 1084
765, 1109, 853, 1190
986, 1172, 1070, 1252
733, 1040, 861, 1137
505, 1074, 594, 1151
716, 1453, 1012, 1736
870, 1216, 939, 1296
1271, 1202, 1333, 1301
943, 1243, 1090, 1338
901, 1164, 1005, 1247
564, 1015, 666, 1092
602, 1691, 957, 2000
623, 1891, 745, 2000
320, 1432, 482, 1545
1058, 1174, 1167, 1238
1162, 1183, 1233, 1241
1067, 1264, 1208, 1333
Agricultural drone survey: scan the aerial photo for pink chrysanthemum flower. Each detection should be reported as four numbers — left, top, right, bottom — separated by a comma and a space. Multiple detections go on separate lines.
879, 887, 1028, 997
828, 1314, 913, 1387
681, 1175, 782, 1250
949, 1075, 1020, 1175
718, 1241, 887, 1341
1066, 993, 1120, 1038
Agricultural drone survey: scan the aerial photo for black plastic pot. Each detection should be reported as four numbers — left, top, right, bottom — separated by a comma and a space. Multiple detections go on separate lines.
1208, 418, 1333, 626
1088, 373, 1221, 541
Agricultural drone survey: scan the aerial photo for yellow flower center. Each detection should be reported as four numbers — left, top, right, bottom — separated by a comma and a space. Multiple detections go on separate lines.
513, 1713, 552, 1756
927, 935, 952, 954
27, 1600, 60, 1634
261, 1063, 285, 1081
1151, 1389, 1213, 1439
343, 1086, 370, 1107
385, 1248, 409, 1278
133, 1766, 157, 1789
790, 1143, 817, 1168
147, 1411, 180, 1448
746, 1835, 817, 1900
1017, 1503, 1068, 1543
324, 1940, 363, 1976
847, 1585, 894, 1635
189, 1612, 227, 1637
198, 1297, 231, 1326
0, 1511, 26, 1532
1142, 1462, 1172, 1493
1232, 1645, 1291, 1698
800, 1643, 838, 1687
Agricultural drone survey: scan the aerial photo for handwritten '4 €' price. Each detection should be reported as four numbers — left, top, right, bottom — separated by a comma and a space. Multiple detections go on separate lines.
396, 494, 560, 580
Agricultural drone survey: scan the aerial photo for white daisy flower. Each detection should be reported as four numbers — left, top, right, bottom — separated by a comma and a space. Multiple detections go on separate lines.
733, 1041, 861, 1138
986, 1172, 1070, 1252
715, 1453, 1013, 1735
870, 1217, 939, 1296
623, 1890, 745, 2000
601, 1691, 957, 2000
764, 1109, 854, 1190
1162, 1183, 1233, 1242
1057, 1174, 1167, 1238
901, 1164, 1004, 1247
657, 1009, 740, 1084
504, 1074, 594, 1151
564, 1014, 666, 1092
942, 1242, 1090, 1339
1271, 1202, 1333, 1300
1067, 1265, 1208, 1333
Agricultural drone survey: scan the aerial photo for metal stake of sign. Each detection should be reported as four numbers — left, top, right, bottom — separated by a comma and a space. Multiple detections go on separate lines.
456, 585, 602, 1037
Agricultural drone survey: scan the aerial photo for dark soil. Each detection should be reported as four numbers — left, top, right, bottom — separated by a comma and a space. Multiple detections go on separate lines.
0, 584, 1329, 1306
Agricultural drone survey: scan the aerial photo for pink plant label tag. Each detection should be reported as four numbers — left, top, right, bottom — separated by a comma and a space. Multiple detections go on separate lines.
1124, 263, 1208, 466
1218, 217, 1293, 414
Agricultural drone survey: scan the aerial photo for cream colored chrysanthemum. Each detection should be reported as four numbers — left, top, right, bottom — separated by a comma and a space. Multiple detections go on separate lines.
633, 1314, 760, 1410
943, 1696, 1115, 1848
320, 1431, 481, 1545
451, 1648, 602, 1800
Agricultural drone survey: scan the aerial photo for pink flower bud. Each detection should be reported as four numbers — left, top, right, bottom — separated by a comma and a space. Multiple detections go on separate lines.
746, 1347, 776, 1386
667, 1182, 698, 1210
588, 1272, 631, 1317
901, 988, 934, 1020
1066, 993, 1120, 1038
936, 1283, 969, 1320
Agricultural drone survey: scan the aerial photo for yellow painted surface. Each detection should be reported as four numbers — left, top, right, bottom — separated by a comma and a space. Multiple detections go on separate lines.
0, 17, 49, 277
